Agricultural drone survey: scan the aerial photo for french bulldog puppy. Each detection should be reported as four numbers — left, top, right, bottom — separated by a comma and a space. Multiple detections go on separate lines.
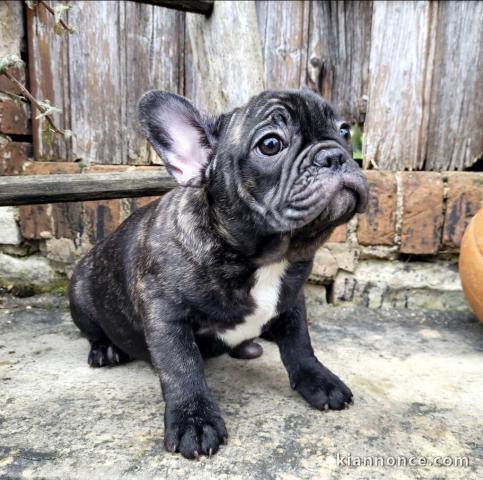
69, 88, 368, 459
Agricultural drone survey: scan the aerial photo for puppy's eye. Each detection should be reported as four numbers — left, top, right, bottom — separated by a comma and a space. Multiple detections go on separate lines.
257, 135, 283, 156
339, 124, 352, 143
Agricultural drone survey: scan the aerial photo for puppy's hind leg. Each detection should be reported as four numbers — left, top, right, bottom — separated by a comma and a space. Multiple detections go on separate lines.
69, 279, 132, 368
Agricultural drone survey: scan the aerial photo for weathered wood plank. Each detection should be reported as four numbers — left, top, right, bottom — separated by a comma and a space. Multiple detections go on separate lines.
307, 1, 373, 124
132, 0, 214, 16
27, 1, 184, 165
363, 1, 436, 170
186, 1, 264, 113
0, 171, 177, 206
424, 1, 483, 171
67, 1, 125, 164
256, 1, 309, 89
124, 2, 184, 165
27, 2, 71, 161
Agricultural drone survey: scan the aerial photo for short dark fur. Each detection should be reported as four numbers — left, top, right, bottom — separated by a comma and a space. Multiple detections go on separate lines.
69, 89, 368, 459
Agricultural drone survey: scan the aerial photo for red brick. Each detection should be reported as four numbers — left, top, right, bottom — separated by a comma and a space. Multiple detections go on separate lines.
443, 172, 483, 249
19, 162, 82, 239
327, 225, 347, 243
84, 164, 131, 173
83, 199, 122, 243
0, 142, 32, 175
23, 161, 81, 175
357, 171, 397, 246
0, 98, 30, 135
400, 172, 444, 254
19, 204, 53, 240
52, 202, 84, 240
134, 166, 168, 173
0, 65, 27, 95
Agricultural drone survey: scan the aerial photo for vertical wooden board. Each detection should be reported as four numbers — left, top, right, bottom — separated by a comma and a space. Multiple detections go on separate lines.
29, 2, 185, 165
425, 1, 483, 171
307, 1, 373, 124
186, 1, 264, 113
67, 1, 125, 164
27, 3, 71, 161
256, 1, 309, 90
124, 2, 185, 165
183, 18, 197, 103
363, 1, 436, 170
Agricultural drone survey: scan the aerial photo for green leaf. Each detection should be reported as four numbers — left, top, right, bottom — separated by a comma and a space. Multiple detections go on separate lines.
43, 123, 53, 145
53, 4, 71, 23
351, 124, 363, 152
53, 22, 65, 36
52, 4, 74, 35
353, 150, 363, 161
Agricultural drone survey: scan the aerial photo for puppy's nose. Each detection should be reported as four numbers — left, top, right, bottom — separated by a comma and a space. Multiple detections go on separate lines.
314, 148, 346, 170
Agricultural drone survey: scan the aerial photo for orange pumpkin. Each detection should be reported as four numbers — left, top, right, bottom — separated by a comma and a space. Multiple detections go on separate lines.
459, 207, 483, 322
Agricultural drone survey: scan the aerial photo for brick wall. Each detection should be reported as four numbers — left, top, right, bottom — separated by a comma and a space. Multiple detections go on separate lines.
1, 160, 482, 310
328, 171, 483, 254
17, 162, 162, 246
2, 161, 480, 258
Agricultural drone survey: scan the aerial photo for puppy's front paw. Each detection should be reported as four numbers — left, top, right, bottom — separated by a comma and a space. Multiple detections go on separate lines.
292, 359, 353, 411
164, 396, 228, 459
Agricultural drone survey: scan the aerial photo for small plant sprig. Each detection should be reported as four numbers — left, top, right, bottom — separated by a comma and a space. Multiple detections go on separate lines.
0, 54, 73, 141
25, 0, 75, 35
0, 2, 75, 142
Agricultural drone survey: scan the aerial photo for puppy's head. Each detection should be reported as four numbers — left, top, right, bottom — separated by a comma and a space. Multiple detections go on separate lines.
138, 89, 368, 237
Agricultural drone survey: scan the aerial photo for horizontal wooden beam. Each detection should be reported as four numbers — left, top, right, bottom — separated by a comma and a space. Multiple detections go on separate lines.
131, 0, 214, 15
0, 172, 178, 206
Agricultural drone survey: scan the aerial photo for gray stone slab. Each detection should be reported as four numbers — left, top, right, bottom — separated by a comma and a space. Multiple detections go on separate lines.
1, 295, 482, 479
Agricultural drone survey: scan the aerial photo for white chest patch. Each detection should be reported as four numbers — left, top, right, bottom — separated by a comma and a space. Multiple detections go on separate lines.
218, 260, 288, 347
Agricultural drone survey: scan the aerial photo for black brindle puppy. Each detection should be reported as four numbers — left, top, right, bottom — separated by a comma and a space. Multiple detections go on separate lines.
69, 88, 369, 459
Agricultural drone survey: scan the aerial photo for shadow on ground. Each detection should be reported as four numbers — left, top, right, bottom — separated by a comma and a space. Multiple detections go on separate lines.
0, 293, 482, 479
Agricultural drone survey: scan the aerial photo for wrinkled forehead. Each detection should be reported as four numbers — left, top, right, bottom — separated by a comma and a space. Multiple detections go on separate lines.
237, 90, 338, 131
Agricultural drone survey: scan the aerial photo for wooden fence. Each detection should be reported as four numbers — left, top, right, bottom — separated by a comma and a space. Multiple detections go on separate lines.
27, 0, 482, 171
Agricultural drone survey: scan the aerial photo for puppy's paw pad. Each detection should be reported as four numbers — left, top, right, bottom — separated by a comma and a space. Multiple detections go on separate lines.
87, 343, 131, 368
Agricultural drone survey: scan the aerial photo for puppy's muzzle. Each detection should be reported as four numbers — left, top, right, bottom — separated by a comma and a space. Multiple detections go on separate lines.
313, 146, 369, 214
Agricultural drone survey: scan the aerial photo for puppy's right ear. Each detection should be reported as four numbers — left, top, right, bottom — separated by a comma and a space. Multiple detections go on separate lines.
138, 91, 214, 187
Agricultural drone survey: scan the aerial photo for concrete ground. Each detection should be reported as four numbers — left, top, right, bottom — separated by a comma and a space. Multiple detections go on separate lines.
0, 291, 482, 480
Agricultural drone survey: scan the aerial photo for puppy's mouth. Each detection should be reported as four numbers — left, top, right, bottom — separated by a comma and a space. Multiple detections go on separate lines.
267, 165, 368, 234
341, 174, 369, 213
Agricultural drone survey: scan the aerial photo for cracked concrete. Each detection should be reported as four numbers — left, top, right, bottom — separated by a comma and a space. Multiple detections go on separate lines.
0, 293, 482, 479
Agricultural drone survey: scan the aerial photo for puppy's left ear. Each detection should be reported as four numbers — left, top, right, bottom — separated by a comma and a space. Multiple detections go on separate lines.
138, 91, 215, 187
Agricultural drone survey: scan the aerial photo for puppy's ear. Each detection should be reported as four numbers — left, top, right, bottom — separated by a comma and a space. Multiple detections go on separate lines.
138, 91, 214, 187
